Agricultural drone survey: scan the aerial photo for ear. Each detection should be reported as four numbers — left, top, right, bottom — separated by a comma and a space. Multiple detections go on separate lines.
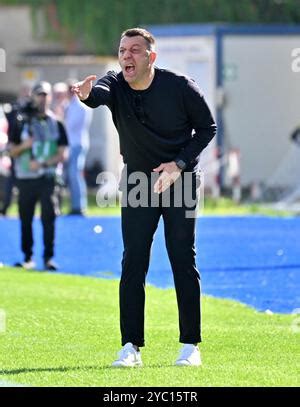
149, 50, 157, 65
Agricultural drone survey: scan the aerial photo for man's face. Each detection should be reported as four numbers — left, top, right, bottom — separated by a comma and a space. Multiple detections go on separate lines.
118, 35, 156, 87
33, 93, 52, 114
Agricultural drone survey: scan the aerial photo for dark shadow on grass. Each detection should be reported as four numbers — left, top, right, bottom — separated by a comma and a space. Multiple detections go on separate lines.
0, 366, 98, 375
0, 363, 176, 375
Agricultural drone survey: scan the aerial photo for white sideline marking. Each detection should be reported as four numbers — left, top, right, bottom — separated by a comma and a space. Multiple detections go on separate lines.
0, 380, 26, 387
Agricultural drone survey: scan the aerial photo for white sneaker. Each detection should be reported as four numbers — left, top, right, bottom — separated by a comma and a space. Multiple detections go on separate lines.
175, 344, 201, 366
23, 260, 36, 270
112, 342, 143, 368
15, 260, 36, 270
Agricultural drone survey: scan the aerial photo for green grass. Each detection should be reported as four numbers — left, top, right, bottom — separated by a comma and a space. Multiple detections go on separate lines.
2, 193, 121, 217
3, 194, 294, 217
202, 197, 293, 217
0, 267, 298, 387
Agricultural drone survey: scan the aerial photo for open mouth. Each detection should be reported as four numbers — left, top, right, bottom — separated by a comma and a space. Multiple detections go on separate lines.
125, 64, 135, 75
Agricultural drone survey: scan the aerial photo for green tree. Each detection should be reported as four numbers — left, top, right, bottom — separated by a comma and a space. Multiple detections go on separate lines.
1, 0, 300, 54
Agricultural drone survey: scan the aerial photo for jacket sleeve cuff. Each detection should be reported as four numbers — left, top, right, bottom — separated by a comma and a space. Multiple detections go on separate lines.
80, 90, 95, 107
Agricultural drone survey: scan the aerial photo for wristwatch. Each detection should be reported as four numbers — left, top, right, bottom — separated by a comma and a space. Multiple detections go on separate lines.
174, 159, 187, 171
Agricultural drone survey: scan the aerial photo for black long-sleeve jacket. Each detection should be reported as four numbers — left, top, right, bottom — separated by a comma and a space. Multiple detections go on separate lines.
83, 67, 217, 173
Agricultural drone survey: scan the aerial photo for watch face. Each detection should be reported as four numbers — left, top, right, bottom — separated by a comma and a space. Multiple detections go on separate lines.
176, 159, 186, 170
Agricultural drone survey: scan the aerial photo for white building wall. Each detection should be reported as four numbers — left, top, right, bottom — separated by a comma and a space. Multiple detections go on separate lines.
223, 35, 300, 187
0, 5, 64, 97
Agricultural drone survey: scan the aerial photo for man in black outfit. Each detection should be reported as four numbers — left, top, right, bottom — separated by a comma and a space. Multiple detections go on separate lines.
9, 81, 68, 271
73, 28, 216, 367
0, 85, 31, 216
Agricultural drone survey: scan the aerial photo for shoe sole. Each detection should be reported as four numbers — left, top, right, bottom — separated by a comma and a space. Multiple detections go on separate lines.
24, 265, 36, 270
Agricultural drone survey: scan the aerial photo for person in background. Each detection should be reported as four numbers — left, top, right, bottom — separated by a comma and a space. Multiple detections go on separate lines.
51, 82, 68, 122
51, 82, 69, 210
64, 79, 93, 215
0, 84, 31, 216
275, 127, 300, 207
9, 81, 68, 271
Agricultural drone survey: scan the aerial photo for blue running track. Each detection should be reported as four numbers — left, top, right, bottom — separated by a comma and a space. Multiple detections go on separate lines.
0, 216, 299, 314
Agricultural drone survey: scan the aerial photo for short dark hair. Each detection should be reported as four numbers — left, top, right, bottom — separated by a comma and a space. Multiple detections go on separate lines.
121, 28, 155, 50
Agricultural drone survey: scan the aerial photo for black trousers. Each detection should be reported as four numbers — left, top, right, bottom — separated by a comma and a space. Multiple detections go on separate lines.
120, 172, 201, 347
0, 166, 15, 214
17, 176, 57, 262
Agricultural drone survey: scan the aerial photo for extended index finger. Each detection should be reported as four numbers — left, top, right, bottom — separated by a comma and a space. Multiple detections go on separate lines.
83, 75, 97, 83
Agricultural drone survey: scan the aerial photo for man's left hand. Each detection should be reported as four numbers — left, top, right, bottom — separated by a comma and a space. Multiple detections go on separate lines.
153, 161, 182, 194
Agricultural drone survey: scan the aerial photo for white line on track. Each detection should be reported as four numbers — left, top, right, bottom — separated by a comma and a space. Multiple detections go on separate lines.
0, 380, 26, 387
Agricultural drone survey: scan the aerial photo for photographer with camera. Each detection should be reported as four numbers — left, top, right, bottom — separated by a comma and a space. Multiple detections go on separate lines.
9, 81, 68, 271
0, 84, 31, 216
